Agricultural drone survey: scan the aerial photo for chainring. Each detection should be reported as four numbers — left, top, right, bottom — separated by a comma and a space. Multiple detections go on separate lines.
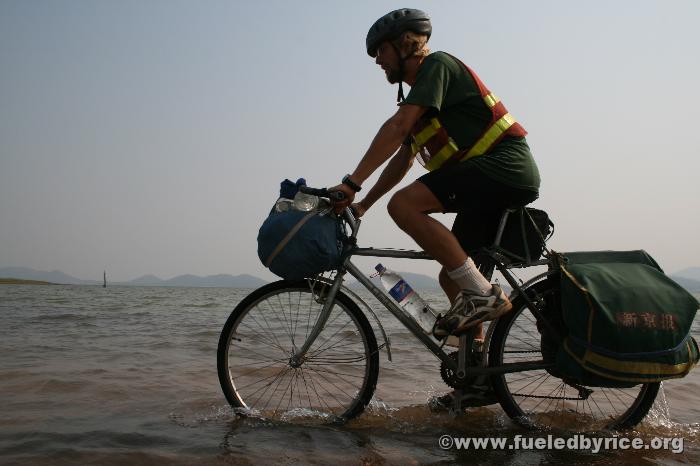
440, 350, 480, 389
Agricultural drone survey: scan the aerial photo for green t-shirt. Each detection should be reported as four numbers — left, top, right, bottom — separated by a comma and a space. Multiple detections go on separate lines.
402, 51, 540, 192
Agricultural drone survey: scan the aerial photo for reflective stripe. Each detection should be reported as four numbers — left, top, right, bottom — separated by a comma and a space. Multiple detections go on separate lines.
409, 60, 527, 172
424, 139, 459, 171
582, 345, 694, 376
562, 340, 695, 382
462, 113, 516, 161
483, 93, 500, 108
414, 118, 441, 146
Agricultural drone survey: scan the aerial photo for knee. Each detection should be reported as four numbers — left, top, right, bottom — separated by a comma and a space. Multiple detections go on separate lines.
387, 191, 409, 224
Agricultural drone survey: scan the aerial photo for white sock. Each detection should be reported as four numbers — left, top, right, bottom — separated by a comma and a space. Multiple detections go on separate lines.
447, 258, 492, 296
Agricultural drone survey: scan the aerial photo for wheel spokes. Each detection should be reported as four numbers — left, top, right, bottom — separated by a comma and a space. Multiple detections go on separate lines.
498, 301, 651, 430
225, 288, 371, 420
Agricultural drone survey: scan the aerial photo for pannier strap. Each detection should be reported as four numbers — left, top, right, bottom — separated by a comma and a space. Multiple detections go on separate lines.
560, 264, 596, 341
568, 332, 695, 359
264, 211, 318, 267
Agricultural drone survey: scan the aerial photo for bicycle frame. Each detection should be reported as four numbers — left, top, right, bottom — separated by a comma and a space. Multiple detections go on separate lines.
292, 207, 556, 378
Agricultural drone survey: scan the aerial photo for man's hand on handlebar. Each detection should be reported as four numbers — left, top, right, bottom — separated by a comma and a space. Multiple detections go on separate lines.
329, 183, 356, 213
299, 183, 362, 217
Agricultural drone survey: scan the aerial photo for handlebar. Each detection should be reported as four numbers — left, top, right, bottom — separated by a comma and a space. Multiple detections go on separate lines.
298, 185, 346, 202
297, 185, 359, 235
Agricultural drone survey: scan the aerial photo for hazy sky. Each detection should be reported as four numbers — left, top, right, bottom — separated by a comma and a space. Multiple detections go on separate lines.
1, 0, 699, 282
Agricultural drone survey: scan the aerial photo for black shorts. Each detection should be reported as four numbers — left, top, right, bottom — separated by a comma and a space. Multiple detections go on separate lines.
417, 163, 539, 253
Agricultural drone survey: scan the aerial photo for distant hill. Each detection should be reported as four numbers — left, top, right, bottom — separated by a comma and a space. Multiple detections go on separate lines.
0, 267, 267, 288
0, 267, 94, 285
6, 264, 693, 293
675, 267, 700, 282
670, 275, 700, 293
129, 274, 164, 285
142, 274, 267, 288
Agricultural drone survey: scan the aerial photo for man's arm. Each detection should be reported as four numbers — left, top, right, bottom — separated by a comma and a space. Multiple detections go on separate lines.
330, 103, 427, 209
348, 103, 427, 186
356, 144, 414, 214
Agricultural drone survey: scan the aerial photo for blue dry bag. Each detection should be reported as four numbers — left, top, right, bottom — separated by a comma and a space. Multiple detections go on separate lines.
257, 208, 346, 281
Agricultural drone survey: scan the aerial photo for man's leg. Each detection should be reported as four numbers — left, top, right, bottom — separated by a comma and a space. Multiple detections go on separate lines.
386, 181, 467, 270
387, 182, 499, 409
387, 182, 490, 295
387, 181, 510, 336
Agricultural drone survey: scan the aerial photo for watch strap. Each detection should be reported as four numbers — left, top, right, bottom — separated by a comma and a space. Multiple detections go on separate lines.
342, 174, 362, 192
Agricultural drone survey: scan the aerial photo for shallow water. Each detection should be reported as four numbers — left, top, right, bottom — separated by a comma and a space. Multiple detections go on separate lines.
1, 284, 699, 465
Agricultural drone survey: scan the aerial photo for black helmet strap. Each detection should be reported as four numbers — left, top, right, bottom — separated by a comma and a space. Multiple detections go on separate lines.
392, 42, 406, 103
397, 82, 405, 103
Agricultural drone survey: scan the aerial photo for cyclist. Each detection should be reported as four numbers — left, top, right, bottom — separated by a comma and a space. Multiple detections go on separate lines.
331, 8, 540, 342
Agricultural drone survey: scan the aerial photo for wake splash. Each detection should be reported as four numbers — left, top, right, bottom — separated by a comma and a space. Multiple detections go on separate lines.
169, 388, 700, 444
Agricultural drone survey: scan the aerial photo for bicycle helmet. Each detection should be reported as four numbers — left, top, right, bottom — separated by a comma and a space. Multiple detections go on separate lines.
366, 8, 431, 58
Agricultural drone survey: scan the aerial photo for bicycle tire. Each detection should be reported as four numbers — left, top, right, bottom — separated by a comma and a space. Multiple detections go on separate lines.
489, 280, 660, 431
217, 280, 379, 423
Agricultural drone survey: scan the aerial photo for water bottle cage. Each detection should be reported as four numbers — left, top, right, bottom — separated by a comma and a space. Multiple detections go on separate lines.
432, 313, 446, 344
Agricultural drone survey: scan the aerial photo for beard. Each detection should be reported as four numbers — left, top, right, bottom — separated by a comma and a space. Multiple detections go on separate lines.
385, 67, 402, 84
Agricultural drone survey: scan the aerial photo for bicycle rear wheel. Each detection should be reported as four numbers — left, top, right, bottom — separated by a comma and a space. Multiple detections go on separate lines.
217, 280, 379, 423
489, 280, 659, 431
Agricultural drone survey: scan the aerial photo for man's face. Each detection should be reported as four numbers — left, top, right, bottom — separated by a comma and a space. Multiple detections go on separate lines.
375, 41, 401, 84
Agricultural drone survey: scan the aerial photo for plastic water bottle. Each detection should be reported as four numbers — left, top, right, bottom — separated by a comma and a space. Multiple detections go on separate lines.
292, 191, 319, 211
375, 264, 437, 334
274, 198, 294, 212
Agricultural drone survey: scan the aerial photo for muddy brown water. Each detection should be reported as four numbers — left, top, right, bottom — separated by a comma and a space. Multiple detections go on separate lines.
1, 285, 698, 465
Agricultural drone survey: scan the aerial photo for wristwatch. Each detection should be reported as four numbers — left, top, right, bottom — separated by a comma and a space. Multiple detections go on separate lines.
342, 174, 362, 192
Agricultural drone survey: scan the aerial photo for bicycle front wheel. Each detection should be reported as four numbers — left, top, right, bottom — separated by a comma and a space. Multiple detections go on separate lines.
489, 280, 660, 431
217, 280, 379, 423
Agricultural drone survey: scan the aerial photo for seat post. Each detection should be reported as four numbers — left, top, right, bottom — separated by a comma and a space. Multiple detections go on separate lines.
492, 208, 515, 247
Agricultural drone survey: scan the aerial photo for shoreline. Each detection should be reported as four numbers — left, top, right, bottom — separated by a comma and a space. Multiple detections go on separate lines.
0, 278, 56, 285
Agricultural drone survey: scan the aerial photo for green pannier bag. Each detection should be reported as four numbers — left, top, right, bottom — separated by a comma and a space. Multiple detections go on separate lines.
555, 250, 700, 388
